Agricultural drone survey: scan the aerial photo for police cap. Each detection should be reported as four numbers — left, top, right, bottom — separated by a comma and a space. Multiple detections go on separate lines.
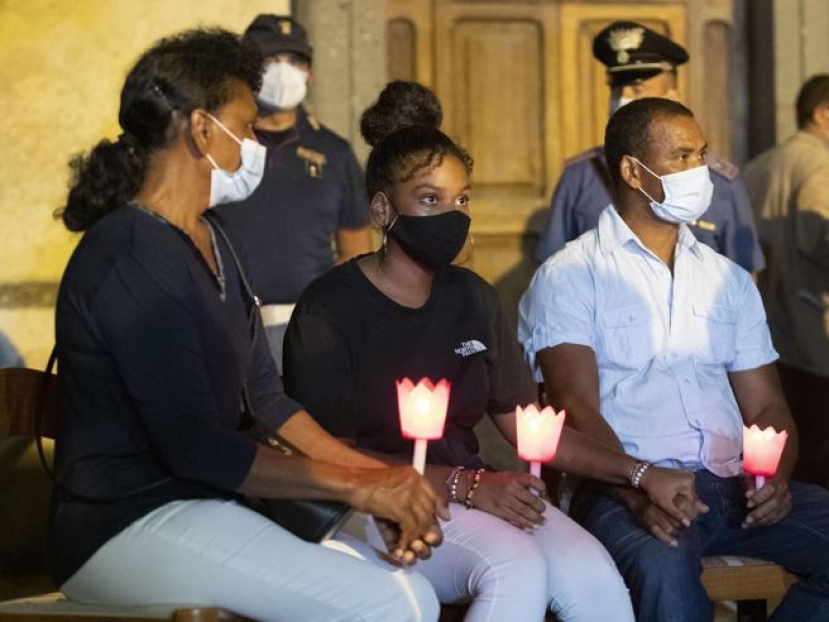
593, 21, 688, 87
244, 14, 313, 62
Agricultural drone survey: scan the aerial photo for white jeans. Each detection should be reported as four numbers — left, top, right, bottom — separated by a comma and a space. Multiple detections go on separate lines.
348, 501, 634, 622
61, 499, 439, 622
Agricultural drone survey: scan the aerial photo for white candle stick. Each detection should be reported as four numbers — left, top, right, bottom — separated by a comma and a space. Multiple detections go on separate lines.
413, 438, 428, 475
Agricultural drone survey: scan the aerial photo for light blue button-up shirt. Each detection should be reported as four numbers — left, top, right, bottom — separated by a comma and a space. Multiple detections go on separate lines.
519, 206, 777, 476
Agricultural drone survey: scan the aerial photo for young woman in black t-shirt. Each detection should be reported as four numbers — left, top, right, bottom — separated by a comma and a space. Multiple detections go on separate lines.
284, 81, 706, 621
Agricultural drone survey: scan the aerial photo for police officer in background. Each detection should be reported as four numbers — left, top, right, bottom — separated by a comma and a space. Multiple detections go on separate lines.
217, 15, 372, 373
536, 21, 765, 275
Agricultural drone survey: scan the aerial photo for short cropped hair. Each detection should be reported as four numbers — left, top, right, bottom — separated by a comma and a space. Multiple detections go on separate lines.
796, 75, 829, 129
605, 97, 694, 190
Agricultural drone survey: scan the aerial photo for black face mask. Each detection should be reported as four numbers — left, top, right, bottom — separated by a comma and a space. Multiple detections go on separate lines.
387, 210, 471, 271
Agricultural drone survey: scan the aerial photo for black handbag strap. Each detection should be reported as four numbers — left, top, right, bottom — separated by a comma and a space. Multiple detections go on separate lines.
209, 218, 269, 430
211, 218, 261, 343
211, 220, 305, 454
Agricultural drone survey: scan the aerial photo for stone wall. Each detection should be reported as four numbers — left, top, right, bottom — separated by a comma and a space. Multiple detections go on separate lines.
0, 0, 288, 367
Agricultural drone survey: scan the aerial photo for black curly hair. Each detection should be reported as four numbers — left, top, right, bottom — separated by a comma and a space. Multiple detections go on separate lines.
360, 80, 473, 200
57, 28, 262, 232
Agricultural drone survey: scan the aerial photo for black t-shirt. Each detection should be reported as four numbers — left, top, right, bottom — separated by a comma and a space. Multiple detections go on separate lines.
50, 205, 301, 585
283, 259, 536, 468
216, 108, 369, 304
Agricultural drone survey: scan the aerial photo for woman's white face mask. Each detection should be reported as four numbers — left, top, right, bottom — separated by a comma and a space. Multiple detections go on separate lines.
631, 156, 714, 224
205, 114, 267, 207
257, 61, 308, 110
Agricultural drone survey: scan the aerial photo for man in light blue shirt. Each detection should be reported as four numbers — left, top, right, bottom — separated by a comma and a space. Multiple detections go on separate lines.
519, 98, 829, 621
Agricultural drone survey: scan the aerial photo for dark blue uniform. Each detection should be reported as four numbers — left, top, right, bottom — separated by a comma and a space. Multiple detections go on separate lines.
536, 147, 766, 272
217, 108, 369, 304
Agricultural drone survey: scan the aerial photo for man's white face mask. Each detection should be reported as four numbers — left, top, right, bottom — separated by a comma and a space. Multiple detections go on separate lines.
258, 61, 308, 110
631, 157, 714, 224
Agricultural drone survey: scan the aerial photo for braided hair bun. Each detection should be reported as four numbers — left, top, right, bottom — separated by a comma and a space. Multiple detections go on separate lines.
360, 81, 443, 147
361, 81, 471, 199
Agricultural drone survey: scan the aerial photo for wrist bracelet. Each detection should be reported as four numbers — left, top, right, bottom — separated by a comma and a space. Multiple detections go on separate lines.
445, 466, 466, 503
629, 460, 652, 488
465, 468, 485, 509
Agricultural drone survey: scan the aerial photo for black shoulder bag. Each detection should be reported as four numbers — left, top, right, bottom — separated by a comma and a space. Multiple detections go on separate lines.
212, 220, 353, 543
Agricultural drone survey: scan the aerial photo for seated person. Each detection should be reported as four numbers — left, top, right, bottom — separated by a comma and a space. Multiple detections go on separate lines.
519, 97, 829, 621
284, 81, 702, 622
50, 29, 443, 622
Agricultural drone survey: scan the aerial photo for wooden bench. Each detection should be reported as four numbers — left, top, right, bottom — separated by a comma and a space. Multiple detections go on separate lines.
702, 555, 796, 621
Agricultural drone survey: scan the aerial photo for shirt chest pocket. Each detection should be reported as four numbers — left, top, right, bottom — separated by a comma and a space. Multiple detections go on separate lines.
599, 304, 654, 370
691, 304, 738, 363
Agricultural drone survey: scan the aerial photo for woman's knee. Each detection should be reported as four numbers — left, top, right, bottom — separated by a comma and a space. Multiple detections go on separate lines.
393, 571, 440, 622
470, 527, 549, 594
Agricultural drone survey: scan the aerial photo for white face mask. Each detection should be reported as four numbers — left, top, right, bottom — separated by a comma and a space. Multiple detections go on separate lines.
609, 96, 634, 117
258, 61, 308, 110
205, 114, 267, 207
632, 157, 714, 224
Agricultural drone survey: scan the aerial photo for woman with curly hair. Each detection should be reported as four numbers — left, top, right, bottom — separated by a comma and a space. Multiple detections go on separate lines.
50, 31, 443, 622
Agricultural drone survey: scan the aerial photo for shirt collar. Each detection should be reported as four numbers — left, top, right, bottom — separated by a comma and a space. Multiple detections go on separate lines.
598, 204, 705, 261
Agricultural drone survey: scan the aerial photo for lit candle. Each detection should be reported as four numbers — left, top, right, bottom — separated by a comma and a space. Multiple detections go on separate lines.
397, 378, 451, 474
516, 405, 566, 481
743, 424, 788, 489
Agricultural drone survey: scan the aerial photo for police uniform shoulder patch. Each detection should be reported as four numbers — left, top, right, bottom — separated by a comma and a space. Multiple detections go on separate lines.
564, 146, 603, 168
707, 153, 739, 181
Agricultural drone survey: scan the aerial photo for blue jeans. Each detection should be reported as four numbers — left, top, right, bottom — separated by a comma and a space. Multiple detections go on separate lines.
570, 471, 829, 621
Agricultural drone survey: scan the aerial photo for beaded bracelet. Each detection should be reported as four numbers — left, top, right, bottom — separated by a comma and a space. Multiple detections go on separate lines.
445, 466, 466, 503
629, 460, 652, 488
464, 468, 485, 509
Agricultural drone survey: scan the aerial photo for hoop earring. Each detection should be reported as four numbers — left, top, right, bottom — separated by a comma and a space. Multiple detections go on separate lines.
456, 232, 475, 265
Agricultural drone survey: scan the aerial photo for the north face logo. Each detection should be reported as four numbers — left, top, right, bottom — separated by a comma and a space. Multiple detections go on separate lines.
454, 340, 487, 357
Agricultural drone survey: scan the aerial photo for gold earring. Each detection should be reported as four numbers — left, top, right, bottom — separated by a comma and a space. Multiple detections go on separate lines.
456, 232, 475, 265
